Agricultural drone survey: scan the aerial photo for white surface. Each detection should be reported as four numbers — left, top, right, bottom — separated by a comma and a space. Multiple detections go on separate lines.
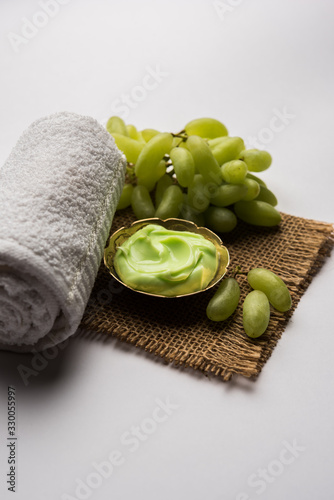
0, 1, 334, 499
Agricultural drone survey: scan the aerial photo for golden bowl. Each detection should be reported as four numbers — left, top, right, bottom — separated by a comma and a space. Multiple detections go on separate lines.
104, 218, 230, 298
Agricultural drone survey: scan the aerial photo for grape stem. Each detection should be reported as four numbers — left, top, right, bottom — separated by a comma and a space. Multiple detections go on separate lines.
232, 265, 248, 278
171, 132, 188, 141
126, 163, 136, 182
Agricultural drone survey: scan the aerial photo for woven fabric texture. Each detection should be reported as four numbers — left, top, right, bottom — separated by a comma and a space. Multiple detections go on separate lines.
80, 209, 333, 381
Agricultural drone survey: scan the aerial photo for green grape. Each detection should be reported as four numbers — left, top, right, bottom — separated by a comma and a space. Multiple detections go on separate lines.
111, 133, 144, 164
234, 200, 281, 226
221, 160, 247, 184
137, 132, 146, 143
186, 135, 223, 185
204, 206, 237, 233
206, 278, 240, 322
239, 149, 272, 172
187, 174, 211, 213
155, 174, 173, 207
135, 132, 173, 183
126, 124, 139, 140
255, 185, 278, 206
184, 117, 228, 139
155, 185, 183, 219
106, 116, 129, 136
210, 183, 248, 207
131, 185, 155, 219
126, 124, 145, 142
180, 200, 205, 227
247, 268, 292, 312
137, 159, 166, 191
246, 172, 267, 187
169, 147, 195, 187
155, 159, 167, 180
208, 137, 245, 166
208, 137, 225, 148
141, 128, 160, 142
116, 183, 134, 210
243, 290, 270, 338
242, 178, 260, 201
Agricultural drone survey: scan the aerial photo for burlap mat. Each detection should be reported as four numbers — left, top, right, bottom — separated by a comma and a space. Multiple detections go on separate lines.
79, 209, 333, 381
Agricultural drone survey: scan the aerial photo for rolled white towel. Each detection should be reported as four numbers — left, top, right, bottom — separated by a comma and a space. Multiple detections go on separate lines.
0, 112, 126, 352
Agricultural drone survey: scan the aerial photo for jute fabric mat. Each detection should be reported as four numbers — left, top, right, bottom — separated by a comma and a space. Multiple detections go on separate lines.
80, 209, 333, 381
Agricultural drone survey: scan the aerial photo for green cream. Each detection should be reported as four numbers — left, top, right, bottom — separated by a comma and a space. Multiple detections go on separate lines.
114, 224, 218, 297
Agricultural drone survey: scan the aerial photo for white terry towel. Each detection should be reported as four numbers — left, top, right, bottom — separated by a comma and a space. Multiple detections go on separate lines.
0, 112, 126, 352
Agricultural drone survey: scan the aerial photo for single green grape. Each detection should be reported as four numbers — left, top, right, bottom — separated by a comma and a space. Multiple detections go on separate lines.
141, 128, 160, 142
204, 206, 237, 233
155, 174, 173, 207
184, 117, 228, 139
116, 183, 134, 210
208, 137, 245, 166
243, 290, 270, 338
131, 185, 155, 219
210, 183, 248, 207
206, 278, 240, 321
255, 185, 278, 206
106, 116, 129, 136
111, 133, 144, 164
155, 185, 183, 219
187, 174, 211, 213
241, 178, 260, 201
234, 200, 281, 226
239, 149, 272, 172
221, 160, 248, 184
137, 159, 166, 191
169, 147, 195, 187
155, 159, 167, 180
246, 172, 267, 187
186, 135, 222, 185
126, 124, 145, 142
247, 268, 292, 312
135, 132, 173, 182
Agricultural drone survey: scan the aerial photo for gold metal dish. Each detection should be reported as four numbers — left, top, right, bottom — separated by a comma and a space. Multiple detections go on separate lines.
104, 218, 230, 298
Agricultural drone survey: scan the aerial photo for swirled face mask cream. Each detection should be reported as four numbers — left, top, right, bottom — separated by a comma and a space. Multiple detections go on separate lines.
113, 224, 218, 297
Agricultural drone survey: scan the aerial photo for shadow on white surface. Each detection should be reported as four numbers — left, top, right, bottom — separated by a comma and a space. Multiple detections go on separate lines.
0, 328, 257, 395
0, 339, 75, 392
75, 328, 258, 392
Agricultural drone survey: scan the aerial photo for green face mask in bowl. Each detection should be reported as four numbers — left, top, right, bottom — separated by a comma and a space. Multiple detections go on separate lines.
104, 218, 230, 298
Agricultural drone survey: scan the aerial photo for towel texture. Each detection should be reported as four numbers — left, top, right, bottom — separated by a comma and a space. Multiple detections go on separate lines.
0, 112, 126, 352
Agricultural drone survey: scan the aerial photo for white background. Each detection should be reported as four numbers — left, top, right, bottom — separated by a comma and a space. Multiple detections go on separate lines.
1, 1, 334, 499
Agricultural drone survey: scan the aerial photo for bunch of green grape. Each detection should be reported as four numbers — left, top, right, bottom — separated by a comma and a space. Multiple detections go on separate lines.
107, 116, 281, 233
206, 268, 292, 338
